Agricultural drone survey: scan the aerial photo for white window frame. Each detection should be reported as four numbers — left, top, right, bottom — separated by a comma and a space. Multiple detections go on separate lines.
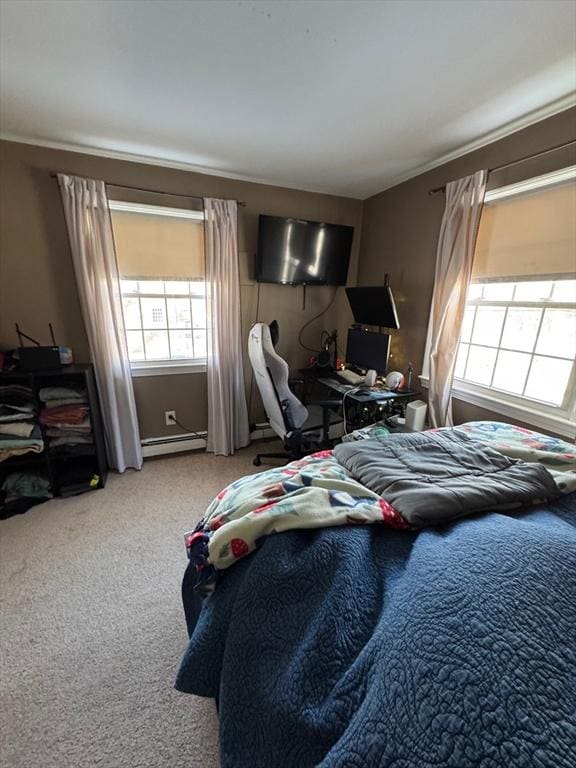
110, 200, 207, 377
421, 167, 576, 439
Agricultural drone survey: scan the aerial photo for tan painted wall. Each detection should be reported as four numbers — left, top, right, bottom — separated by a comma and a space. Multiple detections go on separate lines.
0, 140, 362, 438
358, 107, 576, 429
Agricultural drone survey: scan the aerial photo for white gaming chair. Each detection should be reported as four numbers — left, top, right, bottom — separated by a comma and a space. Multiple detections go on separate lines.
248, 322, 342, 466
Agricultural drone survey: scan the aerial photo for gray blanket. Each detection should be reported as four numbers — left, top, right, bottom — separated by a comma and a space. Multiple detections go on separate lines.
334, 431, 560, 527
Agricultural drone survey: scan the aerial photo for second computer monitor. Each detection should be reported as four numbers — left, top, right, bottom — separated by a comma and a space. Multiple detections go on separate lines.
346, 327, 390, 374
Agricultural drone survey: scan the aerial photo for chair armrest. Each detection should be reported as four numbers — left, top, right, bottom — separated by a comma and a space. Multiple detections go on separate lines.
308, 399, 342, 409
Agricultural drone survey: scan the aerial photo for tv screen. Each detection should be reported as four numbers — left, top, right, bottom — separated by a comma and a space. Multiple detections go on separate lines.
345, 286, 400, 329
256, 215, 353, 285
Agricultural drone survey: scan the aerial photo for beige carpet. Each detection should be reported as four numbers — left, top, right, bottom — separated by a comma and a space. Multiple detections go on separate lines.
0, 443, 276, 768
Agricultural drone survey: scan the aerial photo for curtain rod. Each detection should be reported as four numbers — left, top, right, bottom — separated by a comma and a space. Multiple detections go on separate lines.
49, 173, 247, 206
427, 138, 576, 196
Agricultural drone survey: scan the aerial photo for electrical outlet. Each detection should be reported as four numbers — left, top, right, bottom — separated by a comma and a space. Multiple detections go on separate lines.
165, 410, 176, 426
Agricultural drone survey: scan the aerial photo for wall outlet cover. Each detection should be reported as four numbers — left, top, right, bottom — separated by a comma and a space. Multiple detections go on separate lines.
165, 410, 176, 426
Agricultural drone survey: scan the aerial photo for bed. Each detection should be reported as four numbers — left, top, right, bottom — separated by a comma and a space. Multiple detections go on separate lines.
175, 422, 576, 768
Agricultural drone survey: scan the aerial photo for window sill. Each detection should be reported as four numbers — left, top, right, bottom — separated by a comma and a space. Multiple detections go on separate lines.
419, 375, 575, 439
131, 361, 207, 377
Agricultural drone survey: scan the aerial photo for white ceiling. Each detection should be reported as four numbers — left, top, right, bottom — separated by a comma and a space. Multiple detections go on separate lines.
1, 0, 575, 198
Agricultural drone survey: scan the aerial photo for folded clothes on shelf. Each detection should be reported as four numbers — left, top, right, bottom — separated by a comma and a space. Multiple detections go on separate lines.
0, 422, 36, 438
40, 405, 89, 426
0, 470, 52, 520
0, 385, 36, 407
45, 418, 92, 434
0, 425, 44, 462
40, 398, 88, 408
0, 385, 37, 425
39, 386, 87, 404
2, 470, 52, 499
50, 435, 94, 447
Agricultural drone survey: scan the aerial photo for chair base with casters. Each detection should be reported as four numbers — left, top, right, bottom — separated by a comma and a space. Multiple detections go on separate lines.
253, 402, 342, 467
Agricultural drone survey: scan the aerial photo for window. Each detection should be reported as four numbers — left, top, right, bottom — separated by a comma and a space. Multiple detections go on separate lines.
109, 200, 206, 372
423, 165, 576, 437
456, 276, 575, 408
120, 278, 207, 363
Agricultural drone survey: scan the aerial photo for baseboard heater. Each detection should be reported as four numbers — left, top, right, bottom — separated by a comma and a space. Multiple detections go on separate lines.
141, 423, 276, 458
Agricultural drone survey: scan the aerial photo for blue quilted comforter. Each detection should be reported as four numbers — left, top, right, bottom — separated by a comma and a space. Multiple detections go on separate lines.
176, 493, 576, 767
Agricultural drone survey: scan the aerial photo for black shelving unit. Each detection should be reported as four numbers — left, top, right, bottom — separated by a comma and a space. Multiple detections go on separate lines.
0, 364, 108, 514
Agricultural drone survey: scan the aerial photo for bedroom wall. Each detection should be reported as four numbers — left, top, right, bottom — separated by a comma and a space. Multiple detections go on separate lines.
0, 140, 363, 439
357, 107, 576, 430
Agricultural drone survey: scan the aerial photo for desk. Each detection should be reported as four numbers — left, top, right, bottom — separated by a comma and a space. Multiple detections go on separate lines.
317, 377, 419, 428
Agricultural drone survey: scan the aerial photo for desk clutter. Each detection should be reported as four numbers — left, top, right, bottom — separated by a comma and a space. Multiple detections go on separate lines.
0, 365, 107, 520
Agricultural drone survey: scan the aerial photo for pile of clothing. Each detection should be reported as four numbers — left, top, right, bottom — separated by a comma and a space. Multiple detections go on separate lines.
0, 385, 44, 462
0, 471, 52, 519
39, 386, 92, 450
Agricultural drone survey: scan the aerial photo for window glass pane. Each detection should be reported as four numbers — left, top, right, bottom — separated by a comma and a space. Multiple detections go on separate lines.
144, 330, 170, 360
470, 307, 505, 346
141, 298, 167, 328
500, 308, 541, 352
467, 283, 483, 300
169, 330, 193, 358
513, 281, 552, 302
189, 280, 206, 296
460, 308, 475, 343
167, 298, 191, 328
191, 298, 207, 329
551, 279, 576, 303
164, 280, 190, 295
492, 350, 531, 395
535, 309, 576, 360
482, 282, 515, 301
454, 343, 469, 378
138, 279, 165, 294
120, 280, 139, 294
126, 331, 145, 361
524, 356, 573, 406
122, 297, 141, 330
464, 345, 497, 385
193, 331, 207, 359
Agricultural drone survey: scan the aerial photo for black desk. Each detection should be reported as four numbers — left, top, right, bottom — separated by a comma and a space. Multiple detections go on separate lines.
316, 376, 419, 428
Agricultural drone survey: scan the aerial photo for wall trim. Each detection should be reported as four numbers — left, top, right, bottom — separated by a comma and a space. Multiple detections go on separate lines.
141, 432, 207, 457
141, 424, 276, 458
0, 131, 346, 199
2, 92, 574, 200
367, 92, 576, 196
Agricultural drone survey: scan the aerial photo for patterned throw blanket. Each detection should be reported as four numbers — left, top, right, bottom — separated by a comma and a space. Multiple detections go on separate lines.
185, 422, 575, 592
186, 450, 408, 591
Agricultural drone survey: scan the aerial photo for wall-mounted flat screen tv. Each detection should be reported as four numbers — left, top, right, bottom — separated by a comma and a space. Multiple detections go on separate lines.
256, 215, 353, 285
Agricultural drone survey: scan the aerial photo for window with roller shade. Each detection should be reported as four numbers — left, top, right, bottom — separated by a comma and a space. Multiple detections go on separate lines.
109, 201, 206, 369
455, 166, 576, 434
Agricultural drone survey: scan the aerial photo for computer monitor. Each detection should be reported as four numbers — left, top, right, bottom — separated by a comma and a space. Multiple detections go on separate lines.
346, 328, 390, 374
345, 285, 400, 329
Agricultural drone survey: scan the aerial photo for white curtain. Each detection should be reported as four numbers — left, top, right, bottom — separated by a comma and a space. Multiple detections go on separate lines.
428, 170, 487, 428
58, 174, 143, 472
204, 198, 250, 455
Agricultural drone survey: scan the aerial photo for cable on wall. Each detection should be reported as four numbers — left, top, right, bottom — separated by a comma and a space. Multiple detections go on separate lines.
298, 287, 339, 353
